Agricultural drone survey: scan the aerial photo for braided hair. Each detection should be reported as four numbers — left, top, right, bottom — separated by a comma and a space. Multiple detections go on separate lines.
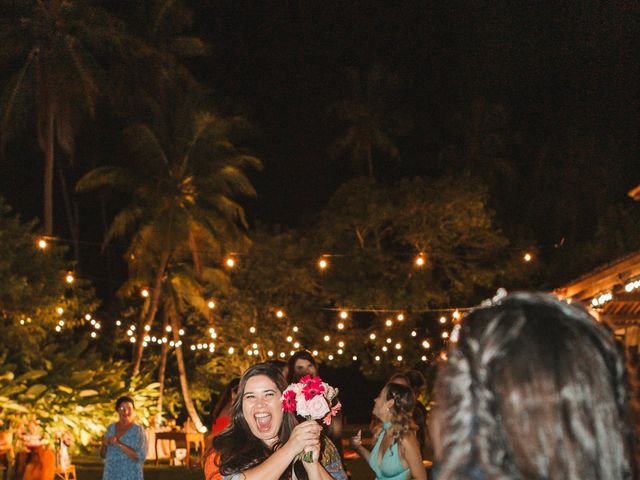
433, 292, 637, 480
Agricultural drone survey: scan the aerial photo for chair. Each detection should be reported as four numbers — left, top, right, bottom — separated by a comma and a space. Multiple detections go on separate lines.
54, 465, 76, 480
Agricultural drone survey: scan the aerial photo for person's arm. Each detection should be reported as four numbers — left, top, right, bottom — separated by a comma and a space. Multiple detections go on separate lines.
400, 434, 426, 480
237, 420, 322, 480
113, 425, 146, 463
100, 425, 113, 459
349, 429, 370, 462
301, 443, 334, 480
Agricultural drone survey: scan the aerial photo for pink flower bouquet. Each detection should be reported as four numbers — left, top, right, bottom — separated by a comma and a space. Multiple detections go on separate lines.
281, 375, 341, 462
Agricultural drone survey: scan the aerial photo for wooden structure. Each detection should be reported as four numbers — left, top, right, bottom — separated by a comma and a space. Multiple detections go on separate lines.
154, 431, 204, 467
555, 250, 640, 353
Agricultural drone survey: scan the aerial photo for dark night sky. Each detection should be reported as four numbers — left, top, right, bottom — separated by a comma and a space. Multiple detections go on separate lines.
1, 1, 638, 295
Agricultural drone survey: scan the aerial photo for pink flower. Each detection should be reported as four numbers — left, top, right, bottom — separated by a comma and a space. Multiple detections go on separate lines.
281, 389, 297, 413
301, 376, 325, 400
322, 401, 342, 425
305, 395, 330, 419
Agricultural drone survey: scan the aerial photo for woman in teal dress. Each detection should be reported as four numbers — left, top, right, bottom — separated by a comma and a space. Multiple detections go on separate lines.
100, 396, 147, 480
350, 383, 426, 480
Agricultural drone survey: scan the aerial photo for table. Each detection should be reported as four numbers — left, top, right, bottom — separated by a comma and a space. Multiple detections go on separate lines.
154, 431, 205, 467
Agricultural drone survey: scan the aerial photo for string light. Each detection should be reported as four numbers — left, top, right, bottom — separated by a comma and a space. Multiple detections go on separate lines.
293, 342, 300, 348
421, 355, 427, 361
318, 257, 329, 270
141, 288, 149, 298
207, 300, 216, 309
116, 320, 122, 326
439, 316, 447, 324
625, 278, 640, 293
452, 310, 461, 321
37, 238, 48, 250
179, 328, 185, 336
352, 355, 358, 361
375, 355, 380, 362
323, 335, 330, 342
410, 330, 416, 337
369, 333, 376, 340
312, 350, 318, 356
396, 313, 404, 321
268, 350, 274, 357
337, 349, 343, 355
337, 322, 345, 330
338, 341, 345, 348
385, 319, 393, 327
422, 340, 430, 349
65, 273, 74, 284
441, 331, 449, 339
339, 310, 348, 319
227, 347, 234, 354
249, 326, 256, 333
394, 342, 402, 350
414, 253, 426, 267
591, 292, 613, 307
382, 346, 388, 352
56, 307, 64, 315
225, 256, 236, 268
276, 309, 285, 318
396, 355, 402, 361
286, 336, 293, 342
292, 326, 299, 332
523, 252, 533, 262
165, 325, 172, 332
328, 354, 334, 360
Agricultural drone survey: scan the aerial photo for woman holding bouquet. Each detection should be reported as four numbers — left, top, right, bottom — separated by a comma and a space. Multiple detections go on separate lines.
210, 363, 347, 480
350, 383, 426, 480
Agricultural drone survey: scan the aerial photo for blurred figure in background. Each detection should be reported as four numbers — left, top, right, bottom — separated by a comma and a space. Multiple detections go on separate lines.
432, 292, 637, 480
288, 351, 345, 465
210, 378, 240, 435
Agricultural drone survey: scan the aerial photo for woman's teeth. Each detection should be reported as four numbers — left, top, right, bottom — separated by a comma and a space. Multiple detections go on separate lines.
255, 413, 272, 432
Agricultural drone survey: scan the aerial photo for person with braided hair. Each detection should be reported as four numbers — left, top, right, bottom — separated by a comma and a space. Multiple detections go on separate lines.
350, 383, 426, 480
432, 292, 637, 480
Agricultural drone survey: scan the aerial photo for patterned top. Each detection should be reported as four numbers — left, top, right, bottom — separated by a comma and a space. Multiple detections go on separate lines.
223, 436, 347, 480
102, 423, 147, 480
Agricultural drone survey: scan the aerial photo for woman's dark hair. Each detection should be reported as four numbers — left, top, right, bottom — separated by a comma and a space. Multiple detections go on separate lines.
287, 350, 317, 383
404, 369, 426, 396
115, 396, 135, 410
433, 292, 637, 480
211, 363, 302, 479
210, 378, 240, 423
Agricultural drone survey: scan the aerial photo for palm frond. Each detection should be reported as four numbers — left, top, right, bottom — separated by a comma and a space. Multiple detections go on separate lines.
75, 166, 131, 193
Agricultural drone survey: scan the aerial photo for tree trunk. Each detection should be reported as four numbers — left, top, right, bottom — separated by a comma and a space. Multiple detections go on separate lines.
188, 230, 202, 278
43, 107, 55, 235
366, 144, 375, 181
155, 310, 170, 427
170, 313, 205, 433
131, 248, 171, 377
57, 161, 80, 264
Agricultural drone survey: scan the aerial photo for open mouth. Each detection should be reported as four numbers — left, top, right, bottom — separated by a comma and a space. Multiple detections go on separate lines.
254, 413, 273, 433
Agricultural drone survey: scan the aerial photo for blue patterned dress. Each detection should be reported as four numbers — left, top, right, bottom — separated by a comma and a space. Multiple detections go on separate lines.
102, 423, 147, 480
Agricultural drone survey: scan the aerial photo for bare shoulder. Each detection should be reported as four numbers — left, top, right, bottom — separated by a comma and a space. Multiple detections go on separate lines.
399, 432, 420, 454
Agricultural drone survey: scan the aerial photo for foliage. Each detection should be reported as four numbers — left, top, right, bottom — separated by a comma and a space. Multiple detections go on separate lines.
316, 175, 510, 308
0, 339, 158, 451
330, 64, 412, 179
0, 198, 98, 365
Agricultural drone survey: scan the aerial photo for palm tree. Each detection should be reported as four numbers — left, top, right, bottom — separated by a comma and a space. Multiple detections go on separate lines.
76, 100, 261, 377
0, 0, 131, 235
330, 64, 411, 180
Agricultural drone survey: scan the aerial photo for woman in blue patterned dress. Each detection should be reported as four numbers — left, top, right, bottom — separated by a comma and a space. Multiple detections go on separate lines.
100, 396, 147, 480
210, 363, 347, 480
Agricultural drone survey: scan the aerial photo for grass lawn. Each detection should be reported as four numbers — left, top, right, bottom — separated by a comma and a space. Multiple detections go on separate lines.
72, 456, 373, 480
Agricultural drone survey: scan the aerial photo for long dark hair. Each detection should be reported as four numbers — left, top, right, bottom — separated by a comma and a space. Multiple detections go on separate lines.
210, 377, 240, 423
211, 363, 301, 479
433, 292, 637, 480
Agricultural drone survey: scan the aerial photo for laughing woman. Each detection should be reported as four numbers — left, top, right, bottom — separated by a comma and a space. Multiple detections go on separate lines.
209, 363, 347, 480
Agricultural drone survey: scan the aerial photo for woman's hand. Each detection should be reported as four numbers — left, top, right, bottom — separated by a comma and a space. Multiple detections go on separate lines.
287, 420, 322, 456
349, 429, 362, 449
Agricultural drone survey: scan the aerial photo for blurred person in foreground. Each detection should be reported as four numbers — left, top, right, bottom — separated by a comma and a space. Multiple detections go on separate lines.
432, 291, 637, 480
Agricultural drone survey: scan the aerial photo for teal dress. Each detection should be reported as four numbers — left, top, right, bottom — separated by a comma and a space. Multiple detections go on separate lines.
102, 423, 147, 480
368, 423, 410, 480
